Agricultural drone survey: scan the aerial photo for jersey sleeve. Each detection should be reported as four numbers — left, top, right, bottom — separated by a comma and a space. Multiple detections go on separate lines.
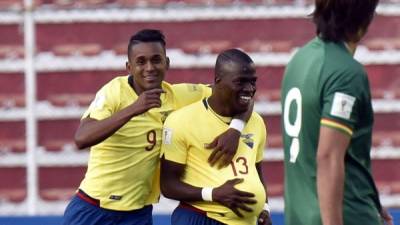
82, 81, 119, 120
172, 83, 212, 109
161, 113, 188, 164
256, 115, 267, 163
320, 68, 367, 136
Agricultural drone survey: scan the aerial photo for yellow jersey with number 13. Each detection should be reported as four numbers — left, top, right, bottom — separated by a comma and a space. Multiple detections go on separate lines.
162, 99, 267, 225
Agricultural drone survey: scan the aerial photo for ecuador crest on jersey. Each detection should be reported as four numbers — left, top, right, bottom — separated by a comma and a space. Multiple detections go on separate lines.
241, 133, 254, 149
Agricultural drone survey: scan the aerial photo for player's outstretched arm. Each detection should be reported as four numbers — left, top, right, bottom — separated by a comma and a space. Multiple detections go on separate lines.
206, 100, 254, 168
317, 126, 350, 225
255, 163, 272, 225
160, 156, 256, 217
74, 89, 164, 149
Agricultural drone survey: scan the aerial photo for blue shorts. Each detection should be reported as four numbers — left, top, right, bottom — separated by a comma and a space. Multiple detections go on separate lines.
171, 203, 225, 225
62, 192, 153, 225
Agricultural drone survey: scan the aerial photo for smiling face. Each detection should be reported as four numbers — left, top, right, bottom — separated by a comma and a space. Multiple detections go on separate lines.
126, 42, 169, 95
216, 61, 257, 115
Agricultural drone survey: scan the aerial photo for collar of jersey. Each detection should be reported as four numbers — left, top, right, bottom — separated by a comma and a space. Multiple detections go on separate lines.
203, 98, 232, 124
315, 36, 352, 56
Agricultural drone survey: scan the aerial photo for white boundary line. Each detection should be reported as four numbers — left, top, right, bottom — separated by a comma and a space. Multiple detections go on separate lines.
0, 194, 399, 215
1, 4, 399, 24
0, 98, 399, 121
1, 47, 400, 73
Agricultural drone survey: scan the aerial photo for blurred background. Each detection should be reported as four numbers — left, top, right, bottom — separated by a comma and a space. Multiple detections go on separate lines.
0, 0, 399, 224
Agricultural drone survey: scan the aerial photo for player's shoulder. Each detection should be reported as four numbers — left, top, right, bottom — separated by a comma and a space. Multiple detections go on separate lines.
323, 43, 365, 76
162, 82, 209, 95
250, 111, 262, 120
102, 75, 128, 90
165, 100, 204, 123
246, 112, 267, 136
249, 112, 265, 127
324, 60, 366, 87
170, 83, 210, 94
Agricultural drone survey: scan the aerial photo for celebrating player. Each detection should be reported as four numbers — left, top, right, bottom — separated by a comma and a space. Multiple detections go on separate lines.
161, 49, 272, 225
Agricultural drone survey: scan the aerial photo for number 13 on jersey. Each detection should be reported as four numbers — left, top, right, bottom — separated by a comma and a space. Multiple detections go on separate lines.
283, 87, 302, 163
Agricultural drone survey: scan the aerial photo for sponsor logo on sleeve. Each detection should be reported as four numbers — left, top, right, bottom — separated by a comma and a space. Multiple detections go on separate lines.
330, 92, 356, 120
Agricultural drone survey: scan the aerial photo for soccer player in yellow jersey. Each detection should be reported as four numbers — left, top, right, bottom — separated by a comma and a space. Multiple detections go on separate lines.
161, 49, 272, 225
62, 30, 248, 225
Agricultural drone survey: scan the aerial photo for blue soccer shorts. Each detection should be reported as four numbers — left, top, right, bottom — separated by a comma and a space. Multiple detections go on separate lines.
171, 202, 225, 225
62, 191, 153, 225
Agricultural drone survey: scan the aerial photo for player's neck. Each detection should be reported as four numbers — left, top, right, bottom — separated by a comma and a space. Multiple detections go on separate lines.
207, 95, 234, 117
344, 41, 357, 56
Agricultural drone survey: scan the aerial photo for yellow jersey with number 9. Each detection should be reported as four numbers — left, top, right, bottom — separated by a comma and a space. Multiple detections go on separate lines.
79, 75, 211, 211
161, 99, 267, 225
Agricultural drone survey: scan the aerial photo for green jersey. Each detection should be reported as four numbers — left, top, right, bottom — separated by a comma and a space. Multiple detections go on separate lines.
281, 37, 382, 225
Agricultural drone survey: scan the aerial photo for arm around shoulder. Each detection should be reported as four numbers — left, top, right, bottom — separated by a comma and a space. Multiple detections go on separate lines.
205, 103, 254, 168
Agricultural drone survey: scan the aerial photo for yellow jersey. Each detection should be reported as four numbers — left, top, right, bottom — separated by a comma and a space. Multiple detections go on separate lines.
161, 99, 267, 225
79, 75, 211, 211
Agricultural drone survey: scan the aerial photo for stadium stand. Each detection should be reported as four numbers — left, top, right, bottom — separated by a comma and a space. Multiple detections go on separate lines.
0, 0, 22, 11
0, 0, 399, 216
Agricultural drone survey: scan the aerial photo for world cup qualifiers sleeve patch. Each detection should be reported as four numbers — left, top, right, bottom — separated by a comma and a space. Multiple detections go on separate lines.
91, 93, 106, 110
163, 128, 173, 145
330, 92, 356, 120
187, 84, 199, 92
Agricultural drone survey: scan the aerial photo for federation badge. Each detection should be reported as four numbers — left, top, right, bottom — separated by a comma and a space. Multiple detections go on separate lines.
241, 133, 254, 149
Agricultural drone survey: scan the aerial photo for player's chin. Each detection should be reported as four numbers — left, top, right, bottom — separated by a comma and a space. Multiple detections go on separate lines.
235, 99, 252, 111
233, 103, 250, 115
143, 81, 163, 90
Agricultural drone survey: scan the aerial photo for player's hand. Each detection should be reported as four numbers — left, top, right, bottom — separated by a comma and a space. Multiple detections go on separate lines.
130, 88, 164, 115
206, 128, 241, 168
380, 207, 394, 225
212, 178, 256, 217
258, 210, 272, 225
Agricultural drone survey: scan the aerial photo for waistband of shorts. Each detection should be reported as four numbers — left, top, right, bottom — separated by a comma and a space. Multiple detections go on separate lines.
178, 202, 207, 215
76, 189, 152, 213
76, 189, 100, 207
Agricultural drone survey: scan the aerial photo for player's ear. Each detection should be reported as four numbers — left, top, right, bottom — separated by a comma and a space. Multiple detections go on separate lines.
166, 57, 170, 70
214, 73, 222, 83
126, 61, 131, 72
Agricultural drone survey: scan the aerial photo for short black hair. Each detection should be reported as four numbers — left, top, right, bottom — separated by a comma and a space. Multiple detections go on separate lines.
312, 0, 379, 42
127, 29, 166, 59
215, 49, 254, 78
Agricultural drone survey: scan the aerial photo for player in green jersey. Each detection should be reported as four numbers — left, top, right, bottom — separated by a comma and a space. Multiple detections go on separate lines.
281, 0, 394, 225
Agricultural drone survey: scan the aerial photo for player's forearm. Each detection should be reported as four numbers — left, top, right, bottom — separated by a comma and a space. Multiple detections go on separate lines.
160, 158, 204, 202
161, 180, 203, 202
317, 151, 345, 225
74, 107, 141, 149
256, 163, 268, 202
